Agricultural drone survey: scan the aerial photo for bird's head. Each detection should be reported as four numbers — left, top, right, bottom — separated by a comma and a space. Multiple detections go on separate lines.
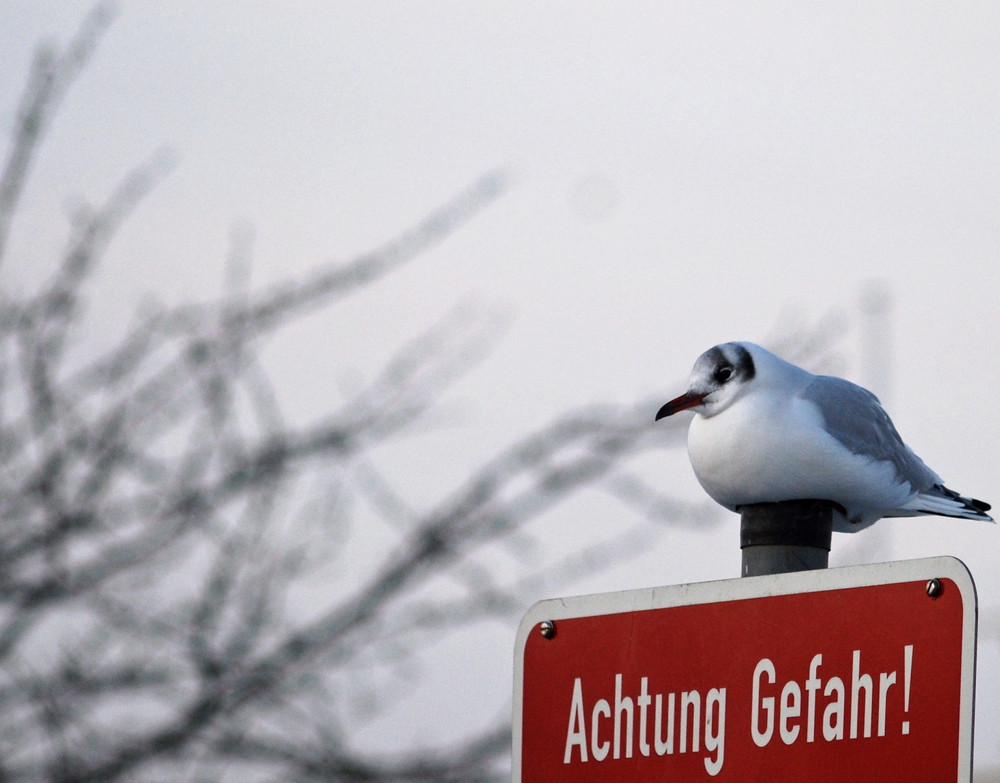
655, 342, 759, 420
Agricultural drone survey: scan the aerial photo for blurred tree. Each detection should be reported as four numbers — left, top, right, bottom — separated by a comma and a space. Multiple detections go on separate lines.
0, 6, 709, 782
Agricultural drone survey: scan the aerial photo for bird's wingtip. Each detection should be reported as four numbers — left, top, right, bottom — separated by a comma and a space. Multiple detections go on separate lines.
903, 486, 995, 523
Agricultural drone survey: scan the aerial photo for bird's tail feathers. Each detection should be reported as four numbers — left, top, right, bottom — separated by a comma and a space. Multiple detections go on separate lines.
891, 484, 994, 523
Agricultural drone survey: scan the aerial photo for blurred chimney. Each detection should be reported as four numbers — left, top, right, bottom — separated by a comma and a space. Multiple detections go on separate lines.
858, 279, 893, 404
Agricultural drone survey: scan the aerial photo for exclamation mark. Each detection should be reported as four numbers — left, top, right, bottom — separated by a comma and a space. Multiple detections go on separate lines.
901, 644, 913, 735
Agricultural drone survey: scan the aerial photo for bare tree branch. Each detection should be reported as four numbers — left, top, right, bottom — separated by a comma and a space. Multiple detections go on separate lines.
0, 1, 118, 264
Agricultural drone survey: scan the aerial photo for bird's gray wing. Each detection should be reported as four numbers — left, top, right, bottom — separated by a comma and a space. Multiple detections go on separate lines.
800, 375, 940, 491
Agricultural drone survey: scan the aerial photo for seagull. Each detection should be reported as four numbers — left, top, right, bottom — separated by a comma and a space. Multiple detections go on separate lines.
655, 342, 993, 532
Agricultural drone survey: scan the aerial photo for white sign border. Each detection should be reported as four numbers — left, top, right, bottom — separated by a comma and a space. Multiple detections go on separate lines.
513, 556, 977, 782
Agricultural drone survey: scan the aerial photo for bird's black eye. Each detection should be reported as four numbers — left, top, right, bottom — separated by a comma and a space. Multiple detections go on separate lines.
714, 365, 734, 383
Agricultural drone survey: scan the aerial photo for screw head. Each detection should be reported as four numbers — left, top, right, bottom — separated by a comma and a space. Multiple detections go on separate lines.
926, 578, 943, 599
539, 620, 556, 639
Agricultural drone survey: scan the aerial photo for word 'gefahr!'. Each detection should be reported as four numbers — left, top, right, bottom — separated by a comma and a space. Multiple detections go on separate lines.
563, 646, 914, 777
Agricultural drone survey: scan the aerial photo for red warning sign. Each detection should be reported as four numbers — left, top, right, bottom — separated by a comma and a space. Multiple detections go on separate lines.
513, 557, 976, 782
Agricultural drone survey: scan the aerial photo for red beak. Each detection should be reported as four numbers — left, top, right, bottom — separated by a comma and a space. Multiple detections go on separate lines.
655, 392, 706, 420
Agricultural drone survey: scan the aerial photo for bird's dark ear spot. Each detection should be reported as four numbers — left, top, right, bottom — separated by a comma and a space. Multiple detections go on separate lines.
733, 344, 755, 381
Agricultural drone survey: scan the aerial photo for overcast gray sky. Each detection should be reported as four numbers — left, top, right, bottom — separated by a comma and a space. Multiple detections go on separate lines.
4, 0, 999, 771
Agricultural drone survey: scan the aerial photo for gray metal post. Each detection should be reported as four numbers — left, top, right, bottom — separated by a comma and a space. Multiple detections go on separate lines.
740, 500, 837, 577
